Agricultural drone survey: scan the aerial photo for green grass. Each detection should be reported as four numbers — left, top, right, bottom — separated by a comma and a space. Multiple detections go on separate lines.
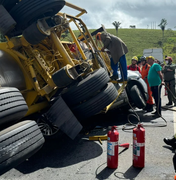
78, 28, 176, 65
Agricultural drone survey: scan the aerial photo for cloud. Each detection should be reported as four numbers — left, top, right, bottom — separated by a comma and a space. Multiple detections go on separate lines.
61, 0, 176, 30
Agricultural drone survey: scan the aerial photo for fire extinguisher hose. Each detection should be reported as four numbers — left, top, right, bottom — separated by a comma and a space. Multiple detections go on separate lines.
122, 83, 171, 131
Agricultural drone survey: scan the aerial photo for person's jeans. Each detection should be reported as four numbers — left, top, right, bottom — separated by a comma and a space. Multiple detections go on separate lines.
151, 85, 162, 115
110, 55, 127, 80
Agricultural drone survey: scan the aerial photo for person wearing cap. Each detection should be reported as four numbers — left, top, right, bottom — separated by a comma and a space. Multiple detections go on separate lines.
147, 56, 164, 118
96, 32, 128, 82
162, 56, 176, 106
127, 56, 141, 74
140, 56, 154, 112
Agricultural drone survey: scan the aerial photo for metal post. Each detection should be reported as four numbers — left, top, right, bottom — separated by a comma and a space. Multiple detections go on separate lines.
50, 31, 75, 66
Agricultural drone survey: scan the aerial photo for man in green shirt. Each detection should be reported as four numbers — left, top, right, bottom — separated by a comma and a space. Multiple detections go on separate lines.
162, 56, 176, 106
147, 56, 164, 117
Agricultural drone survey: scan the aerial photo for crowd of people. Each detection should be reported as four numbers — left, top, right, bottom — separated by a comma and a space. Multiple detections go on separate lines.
95, 31, 176, 117
95, 31, 176, 150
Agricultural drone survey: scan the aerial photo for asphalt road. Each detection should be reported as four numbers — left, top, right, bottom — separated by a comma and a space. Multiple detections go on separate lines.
1, 87, 176, 180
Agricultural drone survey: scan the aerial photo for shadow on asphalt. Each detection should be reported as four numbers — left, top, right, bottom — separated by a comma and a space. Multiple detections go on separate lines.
14, 108, 152, 175
114, 166, 142, 180
95, 165, 116, 180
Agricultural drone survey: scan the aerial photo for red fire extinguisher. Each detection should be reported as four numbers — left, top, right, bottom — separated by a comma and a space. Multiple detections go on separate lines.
107, 126, 119, 169
133, 123, 145, 168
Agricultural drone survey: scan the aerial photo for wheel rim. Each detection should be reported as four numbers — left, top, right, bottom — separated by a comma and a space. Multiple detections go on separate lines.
37, 115, 59, 137
38, 122, 58, 136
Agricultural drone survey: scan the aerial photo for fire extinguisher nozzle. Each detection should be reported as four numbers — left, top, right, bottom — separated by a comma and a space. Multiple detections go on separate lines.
119, 143, 129, 148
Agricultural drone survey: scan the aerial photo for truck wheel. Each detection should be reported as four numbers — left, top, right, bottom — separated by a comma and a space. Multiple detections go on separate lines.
10, 0, 65, 30
130, 85, 146, 109
0, 120, 45, 175
36, 114, 59, 139
72, 82, 118, 120
0, 5, 16, 35
0, 0, 18, 11
23, 21, 47, 45
0, 87, 28, 126
52, 65, 78, 88
61, 68, 110, 107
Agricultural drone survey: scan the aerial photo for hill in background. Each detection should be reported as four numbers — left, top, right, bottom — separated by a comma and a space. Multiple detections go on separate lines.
89, 28, 176, 65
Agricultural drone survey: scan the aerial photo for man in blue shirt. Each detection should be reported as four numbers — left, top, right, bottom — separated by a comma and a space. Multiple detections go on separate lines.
147, 56, 164, 117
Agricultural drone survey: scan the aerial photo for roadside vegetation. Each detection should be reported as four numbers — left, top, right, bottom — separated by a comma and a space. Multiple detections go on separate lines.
74, 28, 176, 65
98, 28, 176, 65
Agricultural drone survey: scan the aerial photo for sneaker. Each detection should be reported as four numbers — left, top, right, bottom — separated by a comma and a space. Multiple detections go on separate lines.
166, 102, 172, 105
163, 137, 176, 149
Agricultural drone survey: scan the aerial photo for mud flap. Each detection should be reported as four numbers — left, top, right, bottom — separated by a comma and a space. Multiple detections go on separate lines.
47, 96, 82, 139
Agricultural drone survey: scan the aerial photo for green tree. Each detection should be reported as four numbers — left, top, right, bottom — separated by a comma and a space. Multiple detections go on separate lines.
112, 21, 121, 36
158, 18, 167, 39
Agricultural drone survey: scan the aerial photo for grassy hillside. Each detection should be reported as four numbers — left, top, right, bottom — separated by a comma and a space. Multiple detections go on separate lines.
88, 28, 176, 65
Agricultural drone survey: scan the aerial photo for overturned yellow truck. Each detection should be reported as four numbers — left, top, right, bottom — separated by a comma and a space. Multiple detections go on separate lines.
0, 0, 148, 174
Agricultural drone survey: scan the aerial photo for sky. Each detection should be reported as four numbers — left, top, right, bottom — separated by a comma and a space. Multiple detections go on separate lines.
61, 0, 176, 30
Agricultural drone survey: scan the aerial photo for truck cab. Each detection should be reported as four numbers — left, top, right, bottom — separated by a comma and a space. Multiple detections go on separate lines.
143, 48, 163, 63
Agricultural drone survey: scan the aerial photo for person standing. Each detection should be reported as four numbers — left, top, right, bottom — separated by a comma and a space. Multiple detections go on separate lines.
127, 56, 141, 74
162, 56, 176, 106
96, 32, 128, 82
137, 60, 142, 71
140, 56, 154, 112
147, 56, 164, 117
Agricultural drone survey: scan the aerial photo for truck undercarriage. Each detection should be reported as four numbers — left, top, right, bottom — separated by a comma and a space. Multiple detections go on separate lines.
0, 0, 148, 174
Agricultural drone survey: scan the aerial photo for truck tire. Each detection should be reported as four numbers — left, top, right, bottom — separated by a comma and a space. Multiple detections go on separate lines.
0, 120, 45, 175
0, 0, 18, 11
130, 85, 146, 109
23, 21, 47, 45
61, 68, 110, 107
52, 65, 78, 88
0, 5, 16, 35
72, 82, 118, 120
0, 87, 28, 126
10, 0, 65, 30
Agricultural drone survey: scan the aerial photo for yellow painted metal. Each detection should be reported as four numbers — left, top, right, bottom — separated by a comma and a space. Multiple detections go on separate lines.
22, 90, 39, 107
65, 2, 87, 13
29, 65, 41, 91
10, 49, 46, 95
68, 26, 87, 60
105, 82, 128, 113
89, 135, 108, 140
89, 135, 108, 145
0, 1, 128, 123
25, 101, 49, 116
0, 42, 33, 91
50, 31, 75, 66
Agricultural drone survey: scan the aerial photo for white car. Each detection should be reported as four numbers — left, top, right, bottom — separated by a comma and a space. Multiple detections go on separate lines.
110, 70, 148, 111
